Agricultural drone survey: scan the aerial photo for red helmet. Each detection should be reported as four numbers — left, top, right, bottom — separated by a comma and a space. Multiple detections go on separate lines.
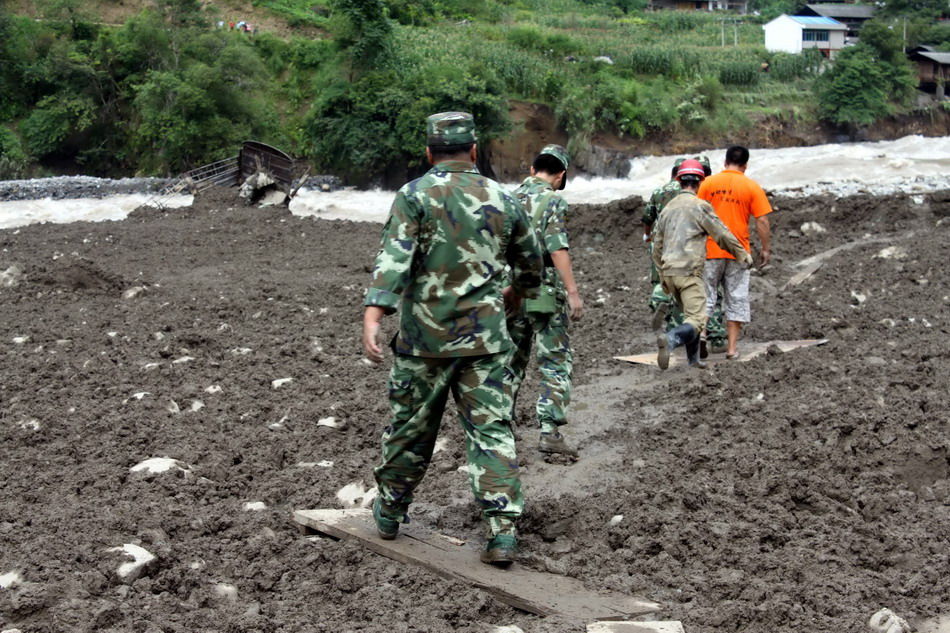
676, 159, 706, 181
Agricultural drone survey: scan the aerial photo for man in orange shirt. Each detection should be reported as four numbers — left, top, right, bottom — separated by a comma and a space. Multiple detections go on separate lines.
698, 146, 772, 359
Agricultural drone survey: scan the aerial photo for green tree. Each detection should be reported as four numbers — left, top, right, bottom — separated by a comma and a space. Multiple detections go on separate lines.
879, 0, 949, 18
304, 62, 509, 184
328, 0, 393, 72
854, 19, 918, 104
816, 44, 890, 127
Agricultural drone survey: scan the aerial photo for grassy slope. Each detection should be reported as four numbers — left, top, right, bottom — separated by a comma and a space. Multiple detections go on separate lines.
14, 0, 819, 132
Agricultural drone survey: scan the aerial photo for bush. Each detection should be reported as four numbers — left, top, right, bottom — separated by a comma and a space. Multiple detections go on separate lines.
20, 94, 95, 158
0, 126, 29, 178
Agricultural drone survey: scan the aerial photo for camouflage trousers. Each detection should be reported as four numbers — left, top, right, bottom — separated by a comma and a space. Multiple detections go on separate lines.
374, 352, 522, 537
705, 303, 726, 345
506, 305, 573, 435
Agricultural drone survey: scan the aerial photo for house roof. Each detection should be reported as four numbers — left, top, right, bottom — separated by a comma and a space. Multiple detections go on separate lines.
789, 15, 849, 29
804, 3, 875, 19
915, 51, 950, 65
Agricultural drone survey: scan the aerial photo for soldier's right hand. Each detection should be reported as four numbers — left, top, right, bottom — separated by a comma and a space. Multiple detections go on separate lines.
363, 307, 386, 364
740, 250, 754, 267
568, 290, 584, 321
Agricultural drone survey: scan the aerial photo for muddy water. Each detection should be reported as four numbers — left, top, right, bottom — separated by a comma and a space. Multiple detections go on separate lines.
288, 134, 950, 221
0, 193, 192, 230
4, 135, 945, 230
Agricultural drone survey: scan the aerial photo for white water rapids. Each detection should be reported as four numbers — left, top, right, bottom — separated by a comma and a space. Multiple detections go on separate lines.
1, 135, 948, 230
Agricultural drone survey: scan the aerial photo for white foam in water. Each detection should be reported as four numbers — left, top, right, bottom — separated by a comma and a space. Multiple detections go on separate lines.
0, 193, 192, 230
2, 136, 948, 228
287, 135, 950, 221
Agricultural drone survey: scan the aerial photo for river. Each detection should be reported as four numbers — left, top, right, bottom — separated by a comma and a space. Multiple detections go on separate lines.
1, 135, 948, 230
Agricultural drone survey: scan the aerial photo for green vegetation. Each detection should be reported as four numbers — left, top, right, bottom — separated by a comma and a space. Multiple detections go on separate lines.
0, 0, 945, 181
816, 18, 918, 129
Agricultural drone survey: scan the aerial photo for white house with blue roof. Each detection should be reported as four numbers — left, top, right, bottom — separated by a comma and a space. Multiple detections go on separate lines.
763, 14, 848, 58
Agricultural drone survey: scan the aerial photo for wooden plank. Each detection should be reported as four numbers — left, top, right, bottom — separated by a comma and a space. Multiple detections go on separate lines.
293, 508, 661, 622
588, 622, 685, 633
614, 339, 828, 367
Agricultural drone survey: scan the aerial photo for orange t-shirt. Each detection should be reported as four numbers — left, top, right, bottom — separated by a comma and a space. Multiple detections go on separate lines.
698, 169, 772, 260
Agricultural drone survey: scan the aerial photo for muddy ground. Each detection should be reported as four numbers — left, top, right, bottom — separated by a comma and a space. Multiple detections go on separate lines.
0, 186, 948, 633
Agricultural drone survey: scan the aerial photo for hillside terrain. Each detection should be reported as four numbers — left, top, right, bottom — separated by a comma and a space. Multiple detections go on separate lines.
0, 0, 948, 184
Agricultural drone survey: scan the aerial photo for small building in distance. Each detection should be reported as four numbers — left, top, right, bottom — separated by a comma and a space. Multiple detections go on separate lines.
907, 45, 950, 99
649, 0, 749, 13
763, 14, 848, 58
797, 3, 875, 38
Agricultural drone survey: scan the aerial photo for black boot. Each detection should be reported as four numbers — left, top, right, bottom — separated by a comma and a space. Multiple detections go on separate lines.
658, 324, 696, 370
684, 329, 707, 369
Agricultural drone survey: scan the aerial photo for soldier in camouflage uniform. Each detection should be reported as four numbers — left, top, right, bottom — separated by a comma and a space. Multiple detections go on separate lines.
651, 160, 751, 369
506, 145, 584, 458
362, 112, 544, 567
642, 156, 726, 351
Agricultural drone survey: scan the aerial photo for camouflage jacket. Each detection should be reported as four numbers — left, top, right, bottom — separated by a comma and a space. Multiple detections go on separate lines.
513, 176, 569, 289
642, 179, 682, 227
365, 160, 543, 358
651, 191, 748, 277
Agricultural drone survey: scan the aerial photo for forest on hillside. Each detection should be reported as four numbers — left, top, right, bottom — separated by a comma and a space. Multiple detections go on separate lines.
0, 0, 947, 182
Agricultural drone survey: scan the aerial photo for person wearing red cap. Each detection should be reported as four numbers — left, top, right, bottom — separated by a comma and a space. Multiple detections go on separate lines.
651, 160, 752, 369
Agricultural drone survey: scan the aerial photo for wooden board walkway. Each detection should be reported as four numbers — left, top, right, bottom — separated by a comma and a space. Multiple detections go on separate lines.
294, 508, 661, 622
614, 339, 828, 368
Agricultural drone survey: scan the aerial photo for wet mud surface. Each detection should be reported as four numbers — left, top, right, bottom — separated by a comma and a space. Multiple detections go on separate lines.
1, 187, 948, 632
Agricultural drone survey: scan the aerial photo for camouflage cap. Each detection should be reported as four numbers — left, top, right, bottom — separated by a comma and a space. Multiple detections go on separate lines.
538, 144, 570, 171
693, 154, 712, 176
426, 112, 477, 147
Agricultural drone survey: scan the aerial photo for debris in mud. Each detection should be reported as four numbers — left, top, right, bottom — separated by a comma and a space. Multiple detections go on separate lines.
212, 583, 239, 603
122, 285, 146, 299
0, 264, 23, 287
336, 481, 376, 508
875, 246, 908, 260
869, 608, 911, 633
129, 457, 191, 476
17, 419, 40, 431
317, 416, 341, 428
106, 544, 156, 584
0, 571, 23, 589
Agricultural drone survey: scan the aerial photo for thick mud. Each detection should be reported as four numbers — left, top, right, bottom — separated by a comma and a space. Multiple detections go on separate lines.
1, 186, 948, 632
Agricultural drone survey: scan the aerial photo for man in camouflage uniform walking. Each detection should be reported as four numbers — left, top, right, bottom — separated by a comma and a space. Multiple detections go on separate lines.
507, 144, 584, 458
362, 112, 543, 566
652, 159, 752, 369
642, 156, 726, 351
